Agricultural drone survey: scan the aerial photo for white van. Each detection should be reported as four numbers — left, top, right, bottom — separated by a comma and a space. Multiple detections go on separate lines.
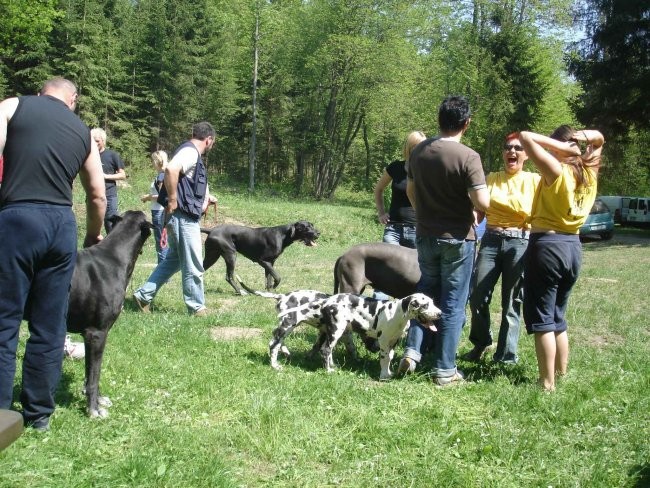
599, 196, 632, 224
627, 197, 650, 226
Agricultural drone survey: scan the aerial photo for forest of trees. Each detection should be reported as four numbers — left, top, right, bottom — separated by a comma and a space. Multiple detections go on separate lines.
0, 0, 648, 198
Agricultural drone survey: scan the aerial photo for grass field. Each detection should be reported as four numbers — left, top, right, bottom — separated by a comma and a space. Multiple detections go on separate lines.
1, 169, 649, 487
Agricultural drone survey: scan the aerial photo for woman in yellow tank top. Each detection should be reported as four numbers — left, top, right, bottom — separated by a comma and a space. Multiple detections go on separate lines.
519, 126, 604, 391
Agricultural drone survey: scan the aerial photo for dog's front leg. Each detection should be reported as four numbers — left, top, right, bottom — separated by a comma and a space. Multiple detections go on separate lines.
379, 347, 395, 381
83, 329, 110, 418
378, 335, 401, 381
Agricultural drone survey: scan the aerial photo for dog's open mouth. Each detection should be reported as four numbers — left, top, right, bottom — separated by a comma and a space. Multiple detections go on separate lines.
303, 238, 318, 247
422, 321, 437, 332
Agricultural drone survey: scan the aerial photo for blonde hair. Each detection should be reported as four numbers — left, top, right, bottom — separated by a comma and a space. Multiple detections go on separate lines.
402, 131, 427, 161
151, 150, 168, 171
90, 127, 107, 144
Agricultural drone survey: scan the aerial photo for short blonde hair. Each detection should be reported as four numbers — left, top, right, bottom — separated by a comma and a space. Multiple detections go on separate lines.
151, 150, 168, 171
402, 131, 426, 161
90, 127, 107, 144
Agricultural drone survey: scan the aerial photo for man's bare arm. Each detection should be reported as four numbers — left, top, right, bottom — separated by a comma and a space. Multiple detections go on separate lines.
79, 139, 107, 247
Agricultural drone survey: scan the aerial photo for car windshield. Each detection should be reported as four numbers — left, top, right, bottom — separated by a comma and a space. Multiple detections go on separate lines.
591, 199, 610, 214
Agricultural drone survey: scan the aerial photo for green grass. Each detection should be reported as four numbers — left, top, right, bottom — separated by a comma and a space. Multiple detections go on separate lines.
1, 169, 649, 487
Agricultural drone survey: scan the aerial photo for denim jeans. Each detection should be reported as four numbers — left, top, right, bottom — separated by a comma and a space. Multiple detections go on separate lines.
383, 223, 416, 249
134, 210, 205, 313
468, 232, 527, 363
151, 209, 169, 263
104, 192, 118, 234
373, 224, 417, 300
0, 204, 77, 422
402, 236, 475, 378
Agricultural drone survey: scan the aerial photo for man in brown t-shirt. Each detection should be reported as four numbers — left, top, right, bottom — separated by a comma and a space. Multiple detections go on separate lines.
398, 95, 489, 386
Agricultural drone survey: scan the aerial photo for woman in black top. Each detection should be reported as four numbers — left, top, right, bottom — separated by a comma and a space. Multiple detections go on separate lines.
374, 130, 426, 249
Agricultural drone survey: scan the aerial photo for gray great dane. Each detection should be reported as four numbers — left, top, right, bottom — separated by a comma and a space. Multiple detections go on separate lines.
334, 242, 420, 298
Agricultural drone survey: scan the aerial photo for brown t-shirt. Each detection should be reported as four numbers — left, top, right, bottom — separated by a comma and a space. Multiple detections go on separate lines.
407, 138, 486, 240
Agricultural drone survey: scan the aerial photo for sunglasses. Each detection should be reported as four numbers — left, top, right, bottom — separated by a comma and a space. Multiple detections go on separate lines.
503, 144, 524, 152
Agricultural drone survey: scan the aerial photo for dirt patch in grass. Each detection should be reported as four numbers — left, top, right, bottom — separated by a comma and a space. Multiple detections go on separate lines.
210, 326, 263, 341
584, 333, 625, 348
215, 297, 242, 311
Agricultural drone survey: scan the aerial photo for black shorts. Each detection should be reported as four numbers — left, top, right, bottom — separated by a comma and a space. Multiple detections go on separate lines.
523, 233, 582, 334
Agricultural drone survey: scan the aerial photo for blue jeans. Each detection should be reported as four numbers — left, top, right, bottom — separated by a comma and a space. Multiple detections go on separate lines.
151, 209, 169, 263
373, 224, 417, 300
468, 232, 527, 363
134, 210, 205, 313
0, 204, 77, 422
402, 236, 475, 378
383, 223, 416, 249
104, 192, 118, 234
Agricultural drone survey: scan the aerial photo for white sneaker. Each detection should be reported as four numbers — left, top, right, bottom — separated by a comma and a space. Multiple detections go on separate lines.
64, 335, 85, 360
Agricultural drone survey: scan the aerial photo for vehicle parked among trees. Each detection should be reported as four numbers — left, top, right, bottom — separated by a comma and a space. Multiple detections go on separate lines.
598, 196, 631, 224
627, 197, 650, 226
580, 198, 615, 240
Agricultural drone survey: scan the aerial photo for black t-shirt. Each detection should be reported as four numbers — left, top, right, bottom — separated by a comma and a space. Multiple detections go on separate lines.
100, 149, 125, 196
0, 95, 90, 206
385, 160, 416, 225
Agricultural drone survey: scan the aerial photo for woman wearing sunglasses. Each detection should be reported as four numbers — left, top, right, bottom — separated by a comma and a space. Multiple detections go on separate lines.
464, 133, 540, 364
519, 126, 604, 391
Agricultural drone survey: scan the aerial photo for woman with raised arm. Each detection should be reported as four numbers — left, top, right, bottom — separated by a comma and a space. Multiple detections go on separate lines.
519, 126, 604, 391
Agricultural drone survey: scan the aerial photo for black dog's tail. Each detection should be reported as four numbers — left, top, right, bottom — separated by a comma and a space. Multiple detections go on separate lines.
239, 279, 281, 300
200, 227, 213, 234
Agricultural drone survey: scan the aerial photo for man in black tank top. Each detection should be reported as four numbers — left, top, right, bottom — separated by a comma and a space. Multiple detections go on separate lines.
0, 77, 106, 431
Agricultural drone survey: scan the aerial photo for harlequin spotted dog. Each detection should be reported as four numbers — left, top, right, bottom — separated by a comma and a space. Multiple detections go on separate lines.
246, 284, 441, 380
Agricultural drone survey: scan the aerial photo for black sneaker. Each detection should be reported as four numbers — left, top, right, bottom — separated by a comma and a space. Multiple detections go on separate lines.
461, 346, 486, 362
26, 416, 50, 432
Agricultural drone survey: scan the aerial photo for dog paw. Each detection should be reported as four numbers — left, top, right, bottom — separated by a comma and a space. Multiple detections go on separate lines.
270, 362, 283, 371
379, 372, 393, 381
280, 345, 290, 357
98, 396, 113, 407
88, 407, 109, 419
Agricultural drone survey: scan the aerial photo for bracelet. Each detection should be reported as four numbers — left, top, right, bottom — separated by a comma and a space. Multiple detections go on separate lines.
583, 130, 589, 143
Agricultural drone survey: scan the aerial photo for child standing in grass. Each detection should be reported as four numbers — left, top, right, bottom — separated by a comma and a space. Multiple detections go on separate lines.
141, 150, 169, 263
519, 126, 604, 391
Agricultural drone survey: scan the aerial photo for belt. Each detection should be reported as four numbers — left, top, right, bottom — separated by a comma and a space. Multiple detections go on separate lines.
485, 228, 530, 239
387, 222, 416, 228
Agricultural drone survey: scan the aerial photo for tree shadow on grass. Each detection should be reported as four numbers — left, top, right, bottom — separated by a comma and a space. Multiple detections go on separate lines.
55, 370, 87, 415
453, 358, 532, 386
244, 337, 387, 379
627, 463, 650, 488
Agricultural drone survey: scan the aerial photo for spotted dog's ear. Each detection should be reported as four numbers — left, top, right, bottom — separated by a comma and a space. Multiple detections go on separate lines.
401, 295, 414, 313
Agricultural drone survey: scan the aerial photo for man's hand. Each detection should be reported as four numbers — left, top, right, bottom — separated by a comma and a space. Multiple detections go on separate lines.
166, 197, 178, 214
83, 234, 103, 248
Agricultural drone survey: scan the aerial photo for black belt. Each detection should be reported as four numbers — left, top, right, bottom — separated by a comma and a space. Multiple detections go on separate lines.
485, 228, 530, 239
387, 222, 416, 228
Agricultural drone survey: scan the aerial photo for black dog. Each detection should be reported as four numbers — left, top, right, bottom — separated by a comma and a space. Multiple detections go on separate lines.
66, 210, 152, 418
334, 242, 419, 298
201, 221, 320, 295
